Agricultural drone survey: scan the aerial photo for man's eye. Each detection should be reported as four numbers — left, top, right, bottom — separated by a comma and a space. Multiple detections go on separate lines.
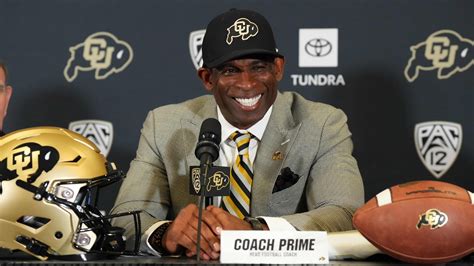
222, 68, 237, 75
252, 64, 270, 72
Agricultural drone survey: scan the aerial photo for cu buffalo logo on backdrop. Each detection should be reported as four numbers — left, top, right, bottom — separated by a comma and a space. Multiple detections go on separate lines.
64, 32, 133, 82
0, 143, 59, 185
189, 30, 205, 70
69, 120, 113, 157
405, 29, 473, 82
414, 121, 462, 178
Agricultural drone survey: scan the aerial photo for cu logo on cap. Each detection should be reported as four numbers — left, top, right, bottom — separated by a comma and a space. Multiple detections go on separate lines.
305, 38, 332, 57
226, 18, 259, 45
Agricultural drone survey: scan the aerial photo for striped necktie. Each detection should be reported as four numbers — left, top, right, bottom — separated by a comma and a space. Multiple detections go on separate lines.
222, 131, 253, 219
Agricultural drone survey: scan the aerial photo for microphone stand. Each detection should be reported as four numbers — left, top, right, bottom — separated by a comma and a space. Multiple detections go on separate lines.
196, 157, 212, 262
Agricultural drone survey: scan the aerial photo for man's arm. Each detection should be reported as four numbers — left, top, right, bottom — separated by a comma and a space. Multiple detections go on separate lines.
111, 111, 171, 242
111, 111, 221, 259
282, 108, 364, 232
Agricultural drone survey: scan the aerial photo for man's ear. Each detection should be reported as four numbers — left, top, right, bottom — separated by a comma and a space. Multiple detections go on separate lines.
273, 57, 285, 82
197, 68, 214, 92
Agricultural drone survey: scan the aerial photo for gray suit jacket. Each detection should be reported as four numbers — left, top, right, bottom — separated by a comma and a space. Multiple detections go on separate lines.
112, 91, 364, 243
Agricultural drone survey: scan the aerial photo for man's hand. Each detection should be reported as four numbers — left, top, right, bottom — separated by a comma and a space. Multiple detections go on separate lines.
206, 205, 256, 230
161, 204, 222, 260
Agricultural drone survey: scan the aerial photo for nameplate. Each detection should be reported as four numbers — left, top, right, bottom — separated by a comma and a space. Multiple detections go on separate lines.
220, 230, 328, 264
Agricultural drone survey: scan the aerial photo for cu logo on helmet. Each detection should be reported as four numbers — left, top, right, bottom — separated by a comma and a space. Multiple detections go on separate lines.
0, 143, 59, 184
305, 38, 332, 57
416, 209, 448, 230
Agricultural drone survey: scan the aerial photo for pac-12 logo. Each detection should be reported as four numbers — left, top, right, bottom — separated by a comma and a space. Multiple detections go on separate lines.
414, 121, 462, 178
69, 120, 113, 157
64, 32, 133, 82
404, 29, 473, 82
191, 167, 201, 194
189, 30, 205, 70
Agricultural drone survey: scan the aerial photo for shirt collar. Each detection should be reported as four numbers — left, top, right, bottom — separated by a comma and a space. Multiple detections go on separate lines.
217, 105, 273, 143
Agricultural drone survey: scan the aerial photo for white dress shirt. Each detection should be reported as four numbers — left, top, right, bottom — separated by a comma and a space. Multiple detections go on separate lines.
214, 106, 293, 231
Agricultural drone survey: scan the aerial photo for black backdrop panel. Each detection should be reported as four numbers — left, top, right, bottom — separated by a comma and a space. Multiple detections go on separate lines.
1, 0, 473, 210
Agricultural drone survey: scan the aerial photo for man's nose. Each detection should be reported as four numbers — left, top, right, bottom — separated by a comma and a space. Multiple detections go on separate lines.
236, 71, 257, 90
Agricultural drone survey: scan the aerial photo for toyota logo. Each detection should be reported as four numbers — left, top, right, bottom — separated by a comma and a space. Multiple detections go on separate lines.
305, 38, 332, 57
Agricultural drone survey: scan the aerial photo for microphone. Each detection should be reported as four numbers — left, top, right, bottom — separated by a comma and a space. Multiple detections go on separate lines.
195, 118, 221, 208
189, 118, 230, 200
194, 118, 221, 262
195, 118, 221, 167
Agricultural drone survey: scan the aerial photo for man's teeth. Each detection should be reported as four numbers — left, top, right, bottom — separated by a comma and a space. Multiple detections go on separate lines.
235, 95, 262, 107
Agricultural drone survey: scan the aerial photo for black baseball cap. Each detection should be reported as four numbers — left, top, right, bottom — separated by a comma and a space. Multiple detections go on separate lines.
202, 8, 283, 68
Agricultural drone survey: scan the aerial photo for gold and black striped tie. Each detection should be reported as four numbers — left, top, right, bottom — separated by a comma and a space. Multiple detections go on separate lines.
222, 131, 253, 219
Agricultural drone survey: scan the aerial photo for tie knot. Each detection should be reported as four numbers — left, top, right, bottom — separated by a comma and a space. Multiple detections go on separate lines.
230, 131, 252, 154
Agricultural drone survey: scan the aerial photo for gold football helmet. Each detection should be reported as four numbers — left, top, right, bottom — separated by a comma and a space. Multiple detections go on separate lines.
0, 127, 140, 260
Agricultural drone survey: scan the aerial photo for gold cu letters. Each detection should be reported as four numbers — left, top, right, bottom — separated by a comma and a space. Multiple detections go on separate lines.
425, 36, 458, 69
212, 172, 224, 187
83, 38, 115, 69
234, 20, 251, 37
7, 146, 40, 177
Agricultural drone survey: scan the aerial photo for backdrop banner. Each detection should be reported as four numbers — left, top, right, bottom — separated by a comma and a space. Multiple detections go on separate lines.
1, 0, 472, 210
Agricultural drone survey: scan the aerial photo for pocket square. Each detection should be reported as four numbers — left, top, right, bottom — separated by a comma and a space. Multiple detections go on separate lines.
272, 167, 300, 193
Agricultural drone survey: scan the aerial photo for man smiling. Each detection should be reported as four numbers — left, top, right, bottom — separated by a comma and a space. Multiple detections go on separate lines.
112, 8, 363, 261
199, 55, 283, 129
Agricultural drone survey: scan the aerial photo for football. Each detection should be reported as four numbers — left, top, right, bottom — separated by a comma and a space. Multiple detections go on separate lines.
353, 180, 474, 264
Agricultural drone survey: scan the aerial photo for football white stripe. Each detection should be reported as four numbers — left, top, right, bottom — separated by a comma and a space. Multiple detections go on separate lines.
376, 188, 392, 206
469, 191, 474, 204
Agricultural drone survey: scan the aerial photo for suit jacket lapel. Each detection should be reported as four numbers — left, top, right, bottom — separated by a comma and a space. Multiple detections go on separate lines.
179, 96, 218, 205
182, 96, 218, 173
251, 92, 302, 216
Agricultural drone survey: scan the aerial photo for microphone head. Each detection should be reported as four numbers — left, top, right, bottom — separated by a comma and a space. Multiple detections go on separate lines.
195, 118, 221, 163
198, 118, 221, 143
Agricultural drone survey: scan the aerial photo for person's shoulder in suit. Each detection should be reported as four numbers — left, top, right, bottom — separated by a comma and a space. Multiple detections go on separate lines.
279, 90, 343, 123
150, 95, 214, 117
141, 95, 216, 147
